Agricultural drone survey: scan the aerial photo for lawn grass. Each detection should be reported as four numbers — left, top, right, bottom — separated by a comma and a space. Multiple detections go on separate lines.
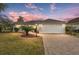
73, 33, 79, 37
0, 33, 44, 55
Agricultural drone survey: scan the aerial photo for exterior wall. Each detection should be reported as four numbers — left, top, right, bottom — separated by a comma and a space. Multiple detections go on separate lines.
67, 22, 79, 29
39, 24, 65, 33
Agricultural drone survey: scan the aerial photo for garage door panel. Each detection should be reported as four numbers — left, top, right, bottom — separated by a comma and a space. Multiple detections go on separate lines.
39, 24, 65, 33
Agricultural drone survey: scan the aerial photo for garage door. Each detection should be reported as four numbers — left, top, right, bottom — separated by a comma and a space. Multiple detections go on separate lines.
39, 24, 65, 33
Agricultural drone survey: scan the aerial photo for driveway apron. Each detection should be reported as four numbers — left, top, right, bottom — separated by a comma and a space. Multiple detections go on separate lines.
42, 34, 79, 55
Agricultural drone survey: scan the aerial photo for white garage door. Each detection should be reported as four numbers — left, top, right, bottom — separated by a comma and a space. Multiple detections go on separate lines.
39, 24, 65, 33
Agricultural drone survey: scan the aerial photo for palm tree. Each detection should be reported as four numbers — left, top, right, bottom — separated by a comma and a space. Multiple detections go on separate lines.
21, 26, 34, 36
0, 15, 14, 32
0, 3, 9, 32
0, 3, 7, 12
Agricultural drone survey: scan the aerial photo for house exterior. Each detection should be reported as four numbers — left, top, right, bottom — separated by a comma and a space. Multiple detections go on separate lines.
65, 17, 79, 34
26, 19, 66, 33
67, 17, 79, 30
15, 18, 66, 33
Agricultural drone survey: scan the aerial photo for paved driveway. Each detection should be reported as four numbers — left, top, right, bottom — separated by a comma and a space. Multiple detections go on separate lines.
42, 34, 79, 55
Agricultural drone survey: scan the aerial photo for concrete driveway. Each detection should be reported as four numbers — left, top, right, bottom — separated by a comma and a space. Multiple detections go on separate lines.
42, 34, 79, 55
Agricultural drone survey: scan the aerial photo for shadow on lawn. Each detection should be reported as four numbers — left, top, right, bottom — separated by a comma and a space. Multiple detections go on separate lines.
20, 33, 39, 38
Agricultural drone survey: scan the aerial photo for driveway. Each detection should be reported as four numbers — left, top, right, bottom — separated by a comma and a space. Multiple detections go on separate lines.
42, 34, 79, 55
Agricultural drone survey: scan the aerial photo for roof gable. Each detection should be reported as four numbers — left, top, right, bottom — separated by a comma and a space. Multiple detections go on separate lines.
68, 17, 79, 23
26, 19, 65, 25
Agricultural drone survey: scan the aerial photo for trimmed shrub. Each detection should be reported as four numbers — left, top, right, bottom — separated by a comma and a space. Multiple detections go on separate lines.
14, 27, 19, 32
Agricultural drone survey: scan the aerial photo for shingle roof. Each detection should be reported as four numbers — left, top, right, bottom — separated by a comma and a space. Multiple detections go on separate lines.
68, 17, 79, 23
26, 19, 65, 25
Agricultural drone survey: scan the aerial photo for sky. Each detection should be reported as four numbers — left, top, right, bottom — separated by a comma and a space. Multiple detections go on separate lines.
1, 3, 79, 22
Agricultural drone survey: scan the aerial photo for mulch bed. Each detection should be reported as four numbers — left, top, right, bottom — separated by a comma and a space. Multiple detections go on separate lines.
21, 33, 39, 38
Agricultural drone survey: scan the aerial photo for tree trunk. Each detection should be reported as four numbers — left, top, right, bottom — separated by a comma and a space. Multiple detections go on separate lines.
36, 32, 37, 37
25, 31, 29, 36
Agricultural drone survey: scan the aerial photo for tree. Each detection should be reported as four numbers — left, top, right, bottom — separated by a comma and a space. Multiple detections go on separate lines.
0, 4, 9, 32
0, 3, 7, 12
17, 16, 25, 25
0, 25, 2, 32
0, 15, 14, 32
21, 26, 34, 36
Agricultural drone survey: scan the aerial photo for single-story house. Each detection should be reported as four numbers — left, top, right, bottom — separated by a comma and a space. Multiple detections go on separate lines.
15, 18, 66, 33
25, 19, 66, 33
67, 17, 79, 30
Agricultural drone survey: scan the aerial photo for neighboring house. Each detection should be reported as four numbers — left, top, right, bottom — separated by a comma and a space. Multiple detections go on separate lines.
26, 19, 66, 33
67, 17, 79, 30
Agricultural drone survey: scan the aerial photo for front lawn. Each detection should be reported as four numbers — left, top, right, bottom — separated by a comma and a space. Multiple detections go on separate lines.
72, 33, 79, 37
0, 33, 44, 55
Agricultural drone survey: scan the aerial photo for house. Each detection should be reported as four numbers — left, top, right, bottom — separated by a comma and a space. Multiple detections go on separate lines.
26, 19, 66, 33
67, 17, 79, 30
65, 17, 79, 34
15, 18, 66, 33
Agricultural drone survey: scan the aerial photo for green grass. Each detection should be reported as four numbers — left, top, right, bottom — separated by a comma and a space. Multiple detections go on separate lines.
67, 32, 79, 38
73, 33, 79, 37
0, 33, 44, 55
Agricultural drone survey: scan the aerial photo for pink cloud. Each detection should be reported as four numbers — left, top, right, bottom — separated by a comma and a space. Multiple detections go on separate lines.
65, 7, 79, 16
23, 13, 48, 22
60, 7, 79, 20
19, 11, 30, 17
50, 7, 79, 21
8, 12, 19, 22
8, 11, 48, 22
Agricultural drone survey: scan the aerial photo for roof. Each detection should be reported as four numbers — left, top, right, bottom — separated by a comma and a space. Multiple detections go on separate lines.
26, 19, 65, 25
68, 17, 79, 24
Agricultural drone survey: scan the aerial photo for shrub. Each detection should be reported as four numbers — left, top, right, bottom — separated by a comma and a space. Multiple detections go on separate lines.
14, 27, 19, 32
21, 26, 34, 36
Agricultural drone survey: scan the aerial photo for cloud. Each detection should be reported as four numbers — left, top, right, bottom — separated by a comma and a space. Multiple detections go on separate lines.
50, 7, 79, 21
25, 3, 43, 11
8, 11, 48, 22
9, 7, 79, 22
50, 3, 56, 13
8, 12, 19, 22
19, 11, 31, 17
23, 13, 48, 22
65, 7, 79, 16
59, 7, 79, 20
24, 3, 46, 21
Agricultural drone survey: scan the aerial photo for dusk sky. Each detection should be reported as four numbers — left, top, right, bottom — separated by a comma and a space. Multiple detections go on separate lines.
1, 3, 79, 22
